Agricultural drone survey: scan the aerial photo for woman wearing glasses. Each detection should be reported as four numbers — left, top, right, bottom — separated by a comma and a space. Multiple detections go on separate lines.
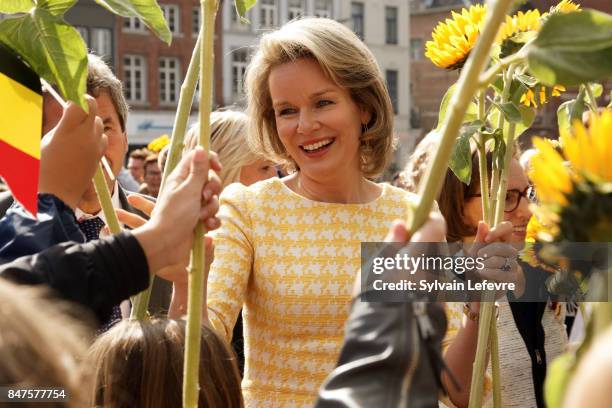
399, 133, 567, 408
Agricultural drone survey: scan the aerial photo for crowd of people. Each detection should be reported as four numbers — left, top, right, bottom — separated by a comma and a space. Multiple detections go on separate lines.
0, 16, 607, 408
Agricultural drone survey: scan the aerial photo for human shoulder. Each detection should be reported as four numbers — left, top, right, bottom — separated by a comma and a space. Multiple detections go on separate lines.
379, 183, 420, 206
220, 177, 286, 203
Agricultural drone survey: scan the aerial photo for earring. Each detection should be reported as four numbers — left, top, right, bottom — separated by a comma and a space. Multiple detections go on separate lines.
361, 123, 368, 135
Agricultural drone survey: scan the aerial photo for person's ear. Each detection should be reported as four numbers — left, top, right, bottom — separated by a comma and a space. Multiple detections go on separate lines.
359, 106, 372, 128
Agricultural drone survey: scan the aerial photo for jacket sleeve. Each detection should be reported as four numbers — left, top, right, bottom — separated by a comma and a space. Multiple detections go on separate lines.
0, 194, 84, 263
315, 296, 447, 408
0, 231, 149, 324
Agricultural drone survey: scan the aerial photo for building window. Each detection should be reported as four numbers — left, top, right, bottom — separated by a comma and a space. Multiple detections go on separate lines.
314, 0, 333, 18
386, 70, 398, 114
385, 6, 398, 45
161, 4, 180, 35
91, 28, 112, 58
124, 55, 147, 103
351, 2, 364, 40
410, 38, 424, 60
232, 49, 248, 98
192, 7, 200, 37
287, 0, 304, 21
159, 57, 180, 105
260, 0, 276, 28
123, 17, 146, 32
75, 26, 89, 44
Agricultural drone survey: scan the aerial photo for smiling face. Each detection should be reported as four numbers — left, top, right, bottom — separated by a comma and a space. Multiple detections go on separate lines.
79, 89, 128, 211
268, 58, 370, 183
463, 158, 532, 241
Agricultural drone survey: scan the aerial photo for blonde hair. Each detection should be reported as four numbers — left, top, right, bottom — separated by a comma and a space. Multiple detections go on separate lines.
184, 110, 262, 188
0, 279, 91, 407
84, 318, 243, 408
245, 17, 395, 178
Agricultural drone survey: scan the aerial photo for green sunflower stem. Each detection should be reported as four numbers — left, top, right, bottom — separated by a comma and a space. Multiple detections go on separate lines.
408, 0, 514, 234
493, 121, 517, 226
92, 165, 122, 235
488, 63, 516, 225
130, 29, 202, 321
183, 1, 217, 407
478, 51, 526, 89
477, 90, 491, 224
468, 292, 496, 408
490, 309, 501, 408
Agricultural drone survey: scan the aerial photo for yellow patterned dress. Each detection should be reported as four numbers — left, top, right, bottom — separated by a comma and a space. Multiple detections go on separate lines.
207, 177, 419, 407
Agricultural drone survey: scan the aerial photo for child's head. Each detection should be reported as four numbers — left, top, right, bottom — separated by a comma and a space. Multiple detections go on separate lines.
84, 318, 243, 408
0, 278, 91, 407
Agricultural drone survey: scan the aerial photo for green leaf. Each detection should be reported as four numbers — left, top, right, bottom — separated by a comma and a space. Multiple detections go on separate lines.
0, 0, 33, 13
449, 121, 482, 185
544, 353, 575, 408
93, 0, 171, 44
38, 0, 77, 16
489, 104, 535, 140
557, 87, 586, 136
0, 9, 88, 109
515, 73, 539, 88
235, 0, 256, 22
585, 83, 603, 106
494, 101, 522, 123
527, 9, 612, 86
436, 84, 478, 131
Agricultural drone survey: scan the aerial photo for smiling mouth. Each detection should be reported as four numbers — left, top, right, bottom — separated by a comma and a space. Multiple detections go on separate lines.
513, 225, 527, 233
300, 138, 334, 153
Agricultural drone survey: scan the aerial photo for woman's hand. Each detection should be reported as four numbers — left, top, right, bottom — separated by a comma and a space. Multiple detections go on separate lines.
468, 221, 526, 307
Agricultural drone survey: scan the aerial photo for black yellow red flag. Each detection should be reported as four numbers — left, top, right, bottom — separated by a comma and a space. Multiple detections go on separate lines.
0, 43, 43, 217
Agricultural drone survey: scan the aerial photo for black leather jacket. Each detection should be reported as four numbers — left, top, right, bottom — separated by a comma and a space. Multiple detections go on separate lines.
316, 297, 447, 408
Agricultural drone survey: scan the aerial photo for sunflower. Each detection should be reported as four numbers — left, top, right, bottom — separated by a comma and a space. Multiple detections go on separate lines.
552, 0, 581, 14
425, 4, 487, 70
530, 136, 572, 207
562, 109, 612, 184
497, 9, 542, 45
520, 85, 566, 107
530, 110, 612, 240
147, 134, 170, 153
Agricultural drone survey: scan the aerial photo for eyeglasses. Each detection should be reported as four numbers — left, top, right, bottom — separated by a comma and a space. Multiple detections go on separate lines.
470, 186, 536, 213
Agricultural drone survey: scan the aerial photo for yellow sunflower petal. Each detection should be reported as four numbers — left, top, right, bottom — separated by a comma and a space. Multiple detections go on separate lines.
425, 4, 486, 70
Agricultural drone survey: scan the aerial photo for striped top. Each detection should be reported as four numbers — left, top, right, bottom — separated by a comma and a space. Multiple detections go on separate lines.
207, 177, 418, 407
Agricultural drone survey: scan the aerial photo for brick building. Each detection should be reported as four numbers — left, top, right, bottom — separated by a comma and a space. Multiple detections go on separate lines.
409, 0, 611, 148
115, 0, 225, 145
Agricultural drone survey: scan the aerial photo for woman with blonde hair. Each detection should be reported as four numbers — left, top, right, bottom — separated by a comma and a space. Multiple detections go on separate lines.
184, 110, 277, 188
171, 17, 420, 406
83, 318, 243, 408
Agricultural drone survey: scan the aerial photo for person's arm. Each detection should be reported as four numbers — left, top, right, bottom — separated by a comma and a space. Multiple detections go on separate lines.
169, 183, 253, 341
0, 194, 84, 263
1, 147, 220, 325
0, 231, 148, 323
0, 97, 105, 262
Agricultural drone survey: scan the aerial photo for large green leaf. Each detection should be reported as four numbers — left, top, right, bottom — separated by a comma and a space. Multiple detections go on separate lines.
436, 84, 478, 131
449, 121, 482, 185
0, 8, 88, 109
235, 0, 256, 19
527, 9, 612, 86
0, 0, 33, 13
38, 0, 78, 15
93, 0, 171, 44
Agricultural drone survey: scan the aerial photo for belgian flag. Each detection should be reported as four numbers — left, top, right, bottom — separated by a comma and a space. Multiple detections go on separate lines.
0, 43, 42, 217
